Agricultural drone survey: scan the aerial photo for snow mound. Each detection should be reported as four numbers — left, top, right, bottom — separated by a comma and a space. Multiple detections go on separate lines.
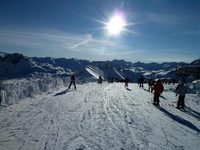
0, 76, 68, 105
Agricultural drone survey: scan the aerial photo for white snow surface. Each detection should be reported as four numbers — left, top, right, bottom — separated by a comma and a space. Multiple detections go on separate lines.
0, 83, 199, 150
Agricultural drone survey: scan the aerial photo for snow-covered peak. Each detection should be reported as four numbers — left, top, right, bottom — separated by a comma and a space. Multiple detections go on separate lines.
191, 58, 200, 65
0, 53, 29, 64
0, 53, 68, 79
0, 51, 8, 57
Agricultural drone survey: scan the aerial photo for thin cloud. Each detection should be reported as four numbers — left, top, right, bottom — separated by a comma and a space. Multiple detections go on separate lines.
0, 27, 197, 63
69, 34, 93, 49
0, 27, 138, 60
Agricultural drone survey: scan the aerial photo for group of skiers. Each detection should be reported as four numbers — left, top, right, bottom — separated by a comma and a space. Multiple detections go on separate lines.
150, 79, 187, 109
67, 73, 187, 110
123, 76, 187, 109
0, 72, 185, 110
0, 72, 188, 110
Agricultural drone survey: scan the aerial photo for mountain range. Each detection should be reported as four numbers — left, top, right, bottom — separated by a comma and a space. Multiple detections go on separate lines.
1, 52, 198, 81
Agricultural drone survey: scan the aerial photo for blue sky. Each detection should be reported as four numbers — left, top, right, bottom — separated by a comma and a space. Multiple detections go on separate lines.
0, 0, 199, 63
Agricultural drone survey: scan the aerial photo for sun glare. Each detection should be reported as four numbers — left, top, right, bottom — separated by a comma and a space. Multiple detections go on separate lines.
106, 15, 126, 36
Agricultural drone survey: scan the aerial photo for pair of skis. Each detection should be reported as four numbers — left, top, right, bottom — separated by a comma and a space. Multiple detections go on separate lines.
148, 101, 187, 112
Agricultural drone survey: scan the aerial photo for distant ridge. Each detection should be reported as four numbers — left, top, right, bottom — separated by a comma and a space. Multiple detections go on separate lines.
0, 52, 193, 81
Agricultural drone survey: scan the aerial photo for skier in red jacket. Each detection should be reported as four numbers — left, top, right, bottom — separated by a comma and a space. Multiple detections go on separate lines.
151, 80, 164, 106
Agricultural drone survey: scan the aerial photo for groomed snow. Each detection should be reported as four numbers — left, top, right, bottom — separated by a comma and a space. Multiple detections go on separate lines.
0, 83, 199, 150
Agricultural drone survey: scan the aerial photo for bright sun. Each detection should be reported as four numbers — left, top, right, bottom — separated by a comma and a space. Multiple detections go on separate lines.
106, 15, 126, 36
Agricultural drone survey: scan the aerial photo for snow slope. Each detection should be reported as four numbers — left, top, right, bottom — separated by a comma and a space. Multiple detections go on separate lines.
0, 83, 199, 150
86, 65, 104, 79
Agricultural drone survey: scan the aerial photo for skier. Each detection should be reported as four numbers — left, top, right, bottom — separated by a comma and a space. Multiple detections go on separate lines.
68, 73, 76, 90
148, 78, 154, 92
111, 77, 114, 83
98, 76, 103, 84
175, 82, 187, 110
151, 80, 164, 106
124, 77, 129, 88
138, 76, 144, 88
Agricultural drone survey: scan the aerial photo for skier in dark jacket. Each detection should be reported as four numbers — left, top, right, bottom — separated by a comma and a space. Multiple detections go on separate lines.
151, 80, 164, 106
68, 74, 76, 90
98, 76, 103, 84
148, 78, 154, 92
139, 76, 144, 88
111, 77, 114, 83
124, 77, 129, 88
175, 82, 187, 109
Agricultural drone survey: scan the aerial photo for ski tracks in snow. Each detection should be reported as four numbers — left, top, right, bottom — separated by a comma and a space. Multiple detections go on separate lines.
0, 83, 199, 150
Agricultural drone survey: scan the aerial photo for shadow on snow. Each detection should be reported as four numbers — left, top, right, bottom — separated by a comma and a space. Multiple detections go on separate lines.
54, 89, 74, 96
158, 107, 200, 133
185, 106, 200, 121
